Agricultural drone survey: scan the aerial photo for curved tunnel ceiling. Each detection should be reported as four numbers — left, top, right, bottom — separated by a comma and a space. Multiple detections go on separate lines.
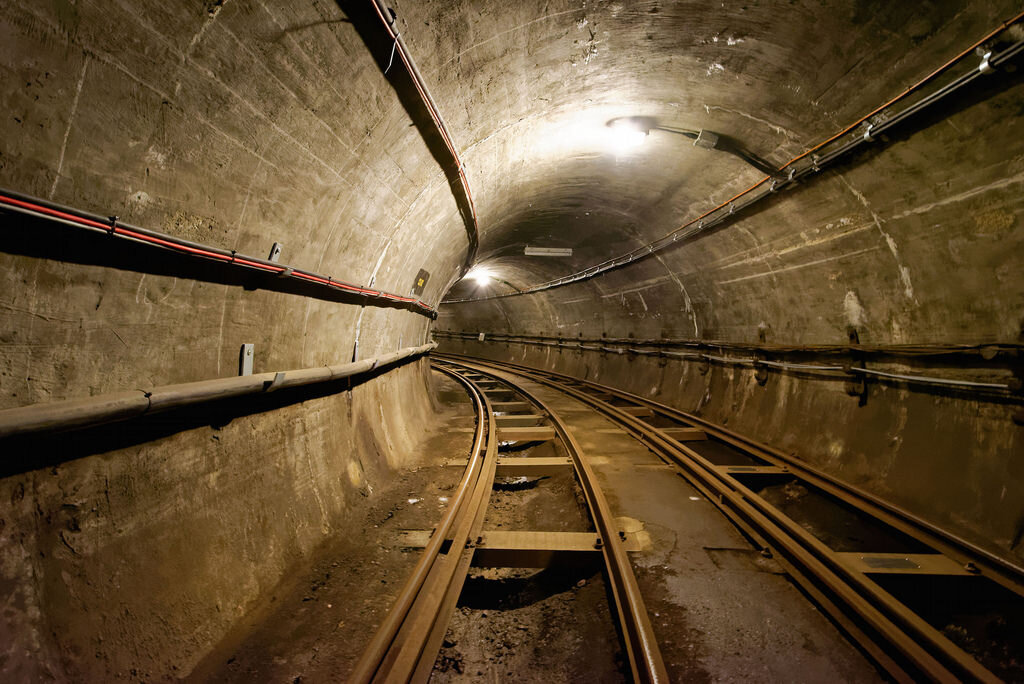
384, 0, 1024, 342
0, 0, 1020, 396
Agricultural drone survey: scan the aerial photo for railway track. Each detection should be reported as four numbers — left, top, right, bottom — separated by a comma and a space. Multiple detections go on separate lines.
430, 353, 1024, 683
349, 361, 669, 682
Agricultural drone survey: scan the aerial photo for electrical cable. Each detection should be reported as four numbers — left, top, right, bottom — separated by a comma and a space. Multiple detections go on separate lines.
0, 189, 437, 316
443, 9, 1024, 303
434, 332, 1021, 397
368, 0, 480, 274
849, 367, 1012, 391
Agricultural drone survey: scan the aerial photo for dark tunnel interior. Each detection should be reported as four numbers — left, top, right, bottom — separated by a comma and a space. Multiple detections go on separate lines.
1, 0, 1022, 680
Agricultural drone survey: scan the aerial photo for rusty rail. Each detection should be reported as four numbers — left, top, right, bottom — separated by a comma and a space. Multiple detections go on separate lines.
350, 360, 668, 682
438, 352, 1023, 683
347, 364, 491, 682
470, 365, 669, 683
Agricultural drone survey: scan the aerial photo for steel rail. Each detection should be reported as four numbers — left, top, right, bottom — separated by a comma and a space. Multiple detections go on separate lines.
353, 359, 668, 681
347, 364, 490, 683
436, 359, 669, 684
374, 367, 500, 681
436, 353, 1024, 591
439, 354, 1019, 683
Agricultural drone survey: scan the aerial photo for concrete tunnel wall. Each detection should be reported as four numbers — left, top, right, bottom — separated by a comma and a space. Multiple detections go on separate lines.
0, 0, 1022, 679
428, 0, 1024, 567
435, 58, 1024, 563
0, 0, 468, 678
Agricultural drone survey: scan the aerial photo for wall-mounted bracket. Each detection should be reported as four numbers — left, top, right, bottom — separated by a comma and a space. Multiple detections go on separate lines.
239, 343, 254, 376
979, 51, 994, 74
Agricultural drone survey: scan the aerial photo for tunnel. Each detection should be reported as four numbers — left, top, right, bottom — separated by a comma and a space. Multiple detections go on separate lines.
1, 0, 1023, 681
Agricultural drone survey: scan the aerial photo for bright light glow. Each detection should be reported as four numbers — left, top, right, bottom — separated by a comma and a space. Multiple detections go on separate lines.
466, 266, 492, 287
605, 119, 648, 153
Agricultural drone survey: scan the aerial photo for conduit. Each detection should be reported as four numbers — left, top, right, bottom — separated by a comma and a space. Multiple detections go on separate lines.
436, 331, 1022, 359
443, 9, 1024, 303
433, 332, 1022, 397
368, 0, 480, 276
0, 342, 436, 439
0, 189, 437, 318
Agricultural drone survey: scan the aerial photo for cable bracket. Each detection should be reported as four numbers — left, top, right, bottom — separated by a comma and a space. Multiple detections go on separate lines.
979, 51, 994, 74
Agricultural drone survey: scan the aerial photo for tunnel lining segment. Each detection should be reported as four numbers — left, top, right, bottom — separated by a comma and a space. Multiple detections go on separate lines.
442, 10, 1024, 304
0, 342, 437, 441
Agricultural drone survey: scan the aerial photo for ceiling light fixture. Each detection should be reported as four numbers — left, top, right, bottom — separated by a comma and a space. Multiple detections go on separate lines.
524, 246, 573, 257
604, 117, 650, 153
466, 266, 492, 287
605, 115, 783, 177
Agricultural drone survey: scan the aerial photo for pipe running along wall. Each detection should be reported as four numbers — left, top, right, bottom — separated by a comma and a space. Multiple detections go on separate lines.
432, 332, 1024, 397
0, 343, 437, 439
368, 0, 480, 277
0, 189, 437, 317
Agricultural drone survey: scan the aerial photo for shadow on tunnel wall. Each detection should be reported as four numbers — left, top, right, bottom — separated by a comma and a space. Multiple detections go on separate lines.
337, 1, 478, 265
0, 356, 426, 478
0, 210, 429, 315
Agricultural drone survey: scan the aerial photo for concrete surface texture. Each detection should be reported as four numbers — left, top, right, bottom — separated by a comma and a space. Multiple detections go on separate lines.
495, 370, 882, 682
0, 0, 1021, 680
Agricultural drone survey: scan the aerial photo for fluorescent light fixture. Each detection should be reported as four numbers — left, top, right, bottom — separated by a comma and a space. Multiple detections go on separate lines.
605, 117, 648, 153
525, 246, 573, 257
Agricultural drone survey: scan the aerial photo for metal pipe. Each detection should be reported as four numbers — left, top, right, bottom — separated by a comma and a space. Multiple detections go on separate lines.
433, 330, 1021, 359
0, 189, 437, 317
0, 343, 437, 439
435, 332, 1020, 397
850, 366, 1012, 391
367, 0, 479, 276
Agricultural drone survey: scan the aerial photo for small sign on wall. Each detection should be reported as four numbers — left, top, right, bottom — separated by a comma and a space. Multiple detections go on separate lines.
411, 268, 430, 296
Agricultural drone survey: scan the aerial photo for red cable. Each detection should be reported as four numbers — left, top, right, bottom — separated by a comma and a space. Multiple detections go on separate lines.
646, 8, 1024, 259
0, 192, 435, 315
370, 2, 480, 230
0, 194, 112, 231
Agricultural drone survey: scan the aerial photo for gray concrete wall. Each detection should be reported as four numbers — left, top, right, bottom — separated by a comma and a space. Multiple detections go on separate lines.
0, 1, 467, 679
436, 37, 1024, 565
2, 0, 1023, 678
0, 359, 443, 680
